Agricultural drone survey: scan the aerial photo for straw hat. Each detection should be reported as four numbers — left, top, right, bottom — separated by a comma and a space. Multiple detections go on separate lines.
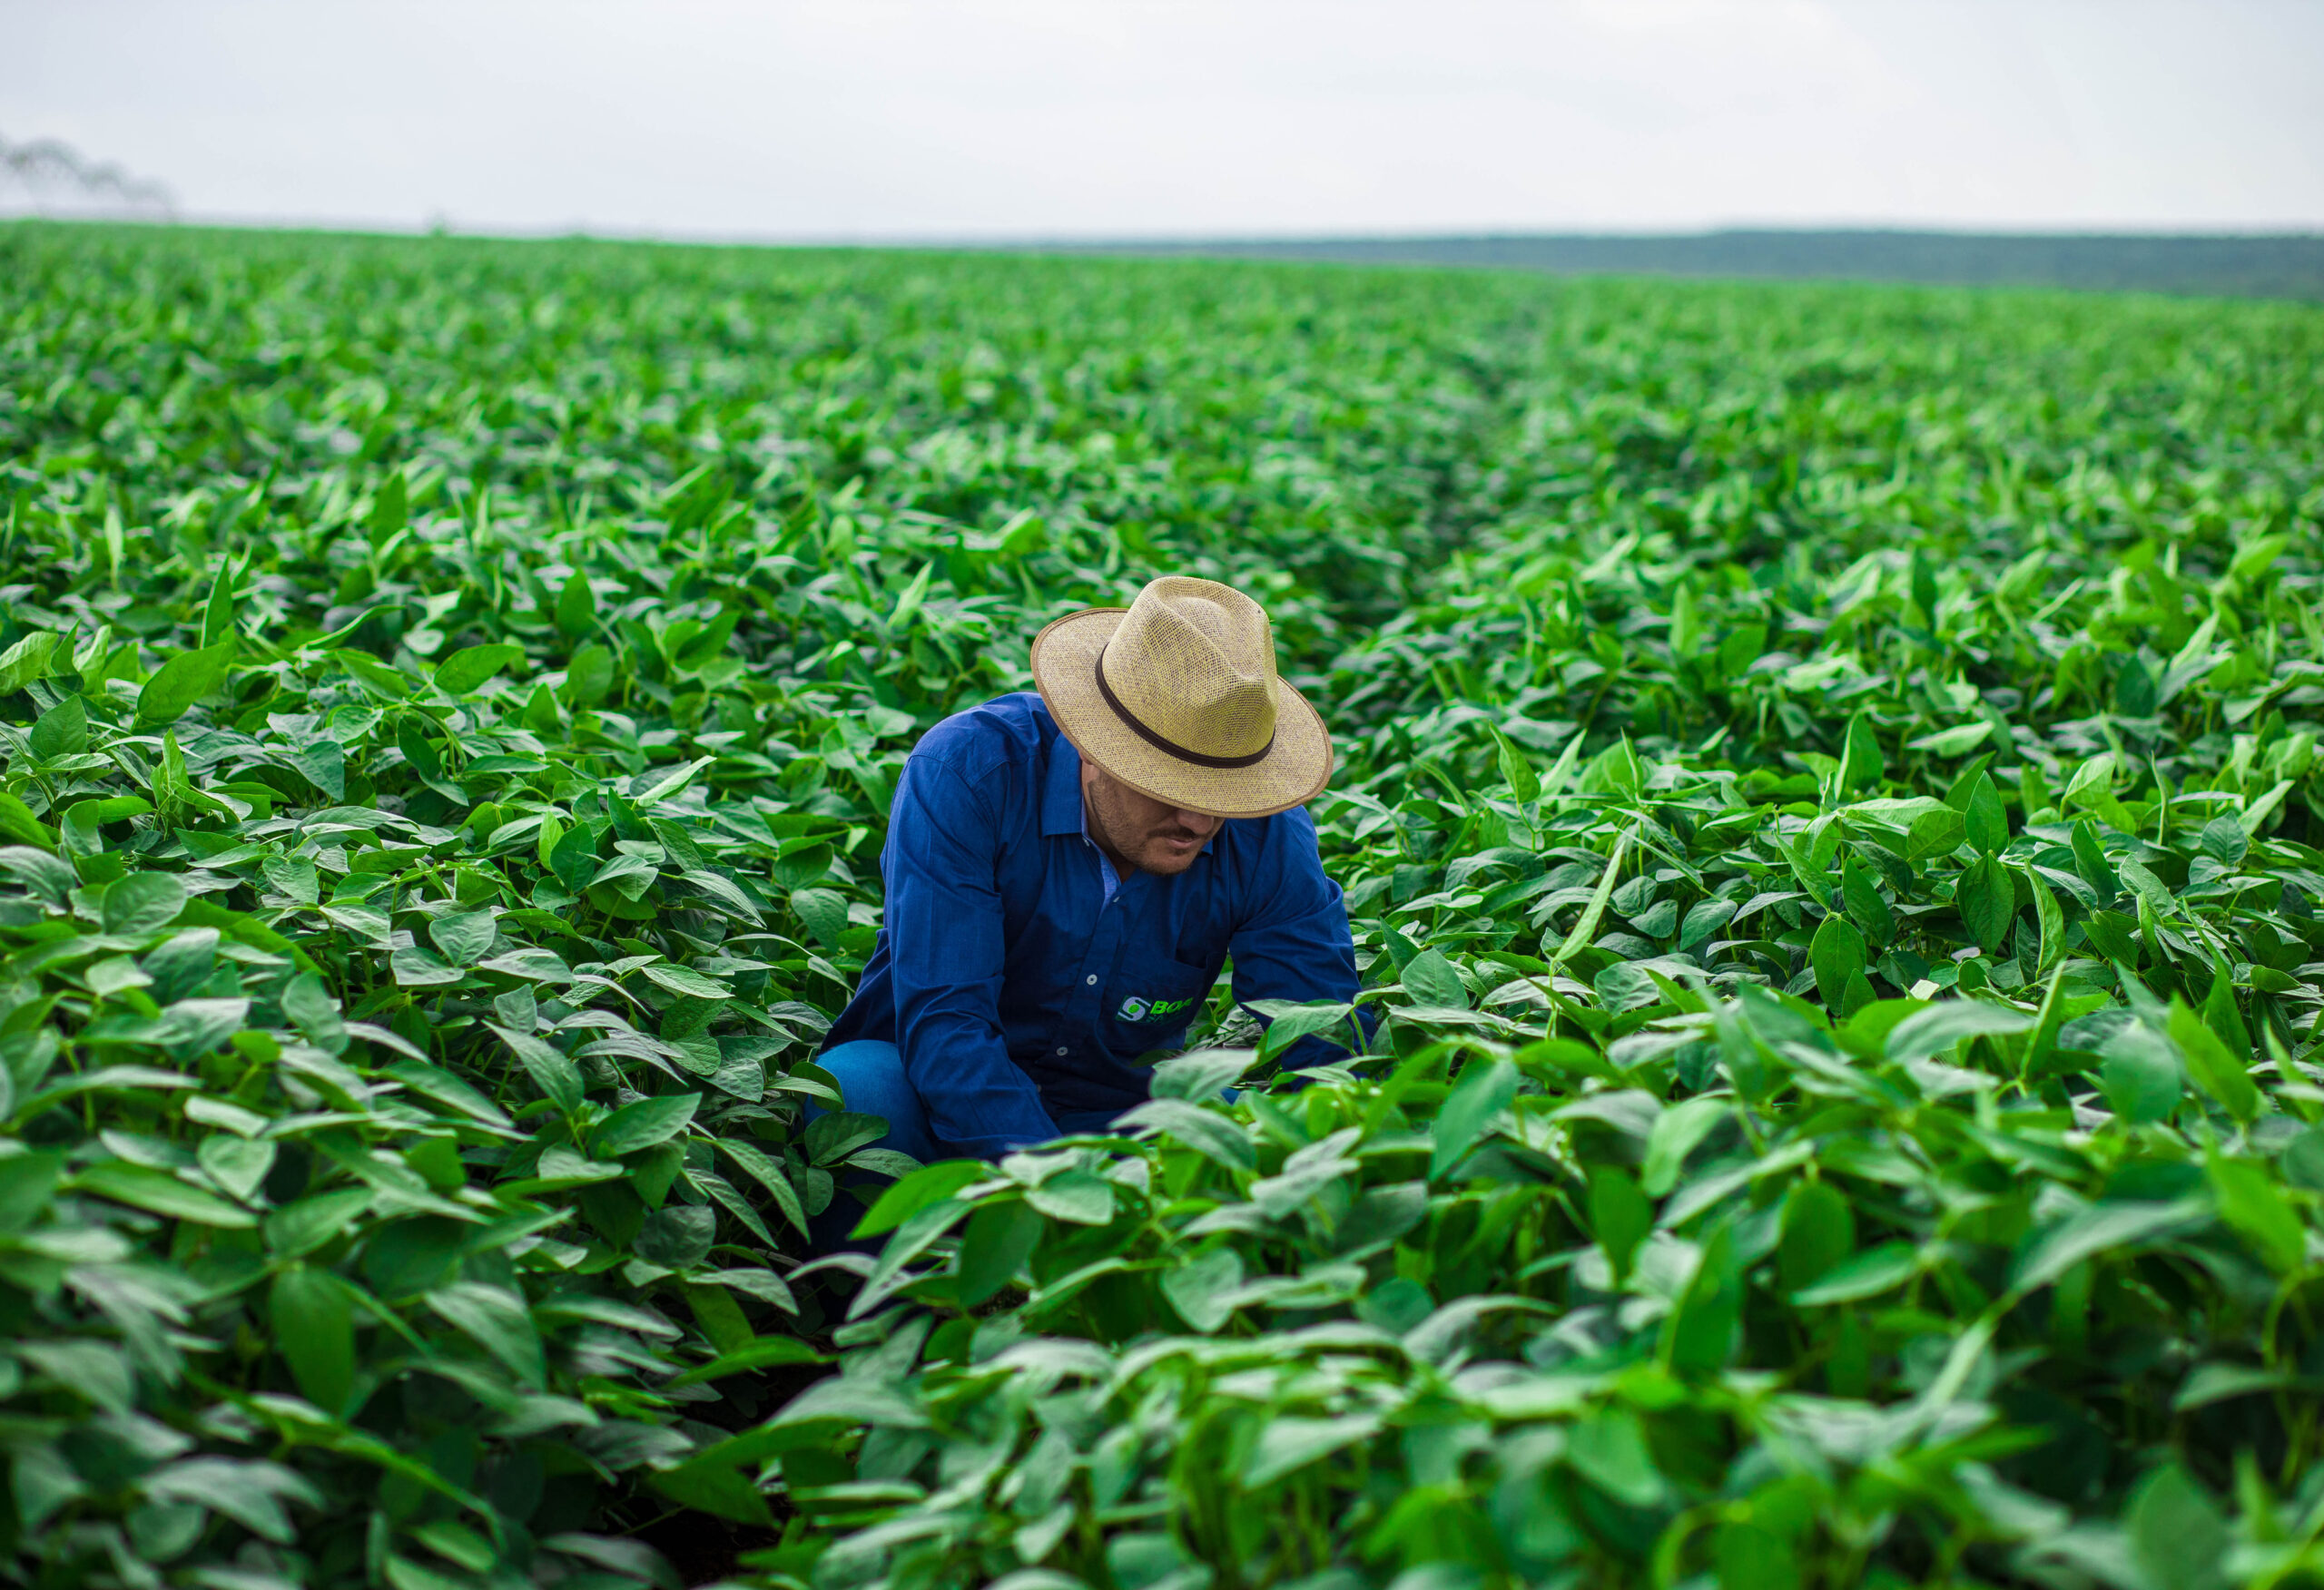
1030, 575, 1333, 820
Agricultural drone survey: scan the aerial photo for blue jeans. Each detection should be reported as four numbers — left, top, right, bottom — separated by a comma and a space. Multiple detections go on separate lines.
805, 1039, 1125, 1250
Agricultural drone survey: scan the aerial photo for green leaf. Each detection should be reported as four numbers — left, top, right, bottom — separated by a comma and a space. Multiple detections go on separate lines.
1907, 721, 1992, 756
0, 843, 72, 902
0, 631, 60, 694
1777, 1179, 1855, 1294
2013, 1198, 2211, 1293
2128, 1465, 2228, 1590
633, 755, 716, 806
103, 871, 188, 936
428, 909, 498, 965
1588, 1165, 1652, 1284
391, 944, 462, 986
0, 1152, 64, 1234
1429, 1055, 1517, 1179
1641, 1096, 1727, 1197
1838, 710, 1883, 792
1839, 856, 1892, 947
1244, 1412, 1383, 1487
2200, 959, 2251, 1059
202, 554, 241, 650
1550, 829, 1631, 967
264, 1188, 374, 1256
197, 1134, 276, 1202
1787, 814, 1844, 897
1962, 771, 2008, 856
74, 1163, 257, 1227
2168, 996, 2259, 1123
717, 1138, 809, 1238
432, 643, 523, 695
1492, 725, 1540, 804
1789, 1241, 1920, 1306
386, 1060, 512, 1129
1885, 998, 2036, 1063
665, 1335, 825, 1388
1677, 898, 1736, 950
850, 1195, 978, 1318
2017, 758, 2055, 818
1904, 805, 1965, 862
491, 1023, 582, 1114
28, 693, 86, 760
594, 1092, 700, 1156
2069, 818, 2120, 896
852, 1160, 990, 1239
143, 1458, 319, 1545
547, 819, 598, 893
2101, 1022, 2183, 1124
1254, 998, 1358, 1063
1668, 581, 1701, 657
2027, 866, 2063, 974
1715, 1524, 1800, 1590
789, 886, 849, 948
1807, 914, 1865, 1007
2116, 853, 2176, 917
2063, 752, 2119, 813
635, 1204, 715, 1269
371, 471, 409, 537
1024, 1170, 1114, 1224
1567, 1407, 1663, 1507
1955, 853, 2014, 952
1161, 1244, 1246, 1333
271, 1265, 356, 1412
0, 792, 54, 848
556, 573, 599, 641
956, 1198, 1044, 1307
331, 646, 414, 700
2206, 1153, 2302, 1274
647, 1460, 774, 1528
1662, 1222, 1741, 1374
426, 1282, 546, 1386
411, 1522, 496, 1575
2284, 1126, 2324, 1192
1400, 947, 1468, 1010
284, 739, 343, 801
562, 643, 615, 706
887, 559, 936, 631
135, 641, 234, 727
634, 962, 728, 1002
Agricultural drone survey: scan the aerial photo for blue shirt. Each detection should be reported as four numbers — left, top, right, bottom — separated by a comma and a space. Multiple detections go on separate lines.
1079, 801, 1121, 911
823, 692, 1365, 1159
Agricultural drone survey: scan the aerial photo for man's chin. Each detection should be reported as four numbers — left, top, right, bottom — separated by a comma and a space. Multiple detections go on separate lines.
1140, 844, 1204, 875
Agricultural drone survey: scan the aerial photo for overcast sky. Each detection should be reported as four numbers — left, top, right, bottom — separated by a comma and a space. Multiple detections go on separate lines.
5, 0, 2320, 238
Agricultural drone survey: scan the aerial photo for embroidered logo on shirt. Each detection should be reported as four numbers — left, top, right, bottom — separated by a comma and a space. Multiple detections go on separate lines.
1117, 994, 1196, 1023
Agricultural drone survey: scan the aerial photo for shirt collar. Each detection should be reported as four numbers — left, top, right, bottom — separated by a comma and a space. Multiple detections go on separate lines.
1041, 733, 1086, 837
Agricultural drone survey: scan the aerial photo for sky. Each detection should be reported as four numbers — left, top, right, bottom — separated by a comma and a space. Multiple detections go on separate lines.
4, 0, 2321, 239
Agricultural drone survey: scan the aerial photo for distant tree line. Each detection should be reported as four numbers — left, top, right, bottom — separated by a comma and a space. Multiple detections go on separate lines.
1051, 229, 2324, 302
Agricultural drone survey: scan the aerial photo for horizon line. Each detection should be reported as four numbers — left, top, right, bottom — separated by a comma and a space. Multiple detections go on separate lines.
5, 211, 2322, 249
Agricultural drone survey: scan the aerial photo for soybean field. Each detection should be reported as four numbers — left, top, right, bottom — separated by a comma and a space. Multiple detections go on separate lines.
3, 221, 2324, 1590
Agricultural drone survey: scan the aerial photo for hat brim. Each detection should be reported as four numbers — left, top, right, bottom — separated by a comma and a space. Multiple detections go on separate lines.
1029, 607, 1334, 820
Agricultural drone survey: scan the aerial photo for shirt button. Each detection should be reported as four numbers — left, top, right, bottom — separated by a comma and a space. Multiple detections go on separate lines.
1085, 975, 1097, 986
1056, 1045, 1068, 1055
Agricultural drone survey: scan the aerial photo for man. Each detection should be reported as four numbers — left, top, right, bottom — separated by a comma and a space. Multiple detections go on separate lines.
812, 574, 1365, 1203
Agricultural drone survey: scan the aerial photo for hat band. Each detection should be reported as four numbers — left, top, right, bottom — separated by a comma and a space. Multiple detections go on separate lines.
1095, 643, 1275, 770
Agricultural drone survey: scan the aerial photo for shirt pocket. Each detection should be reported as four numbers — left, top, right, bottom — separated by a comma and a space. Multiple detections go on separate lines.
1100, 957, 1216, 1060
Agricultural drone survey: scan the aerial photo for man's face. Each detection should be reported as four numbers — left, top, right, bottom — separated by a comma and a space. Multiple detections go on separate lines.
1080, 762, 1223, 877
